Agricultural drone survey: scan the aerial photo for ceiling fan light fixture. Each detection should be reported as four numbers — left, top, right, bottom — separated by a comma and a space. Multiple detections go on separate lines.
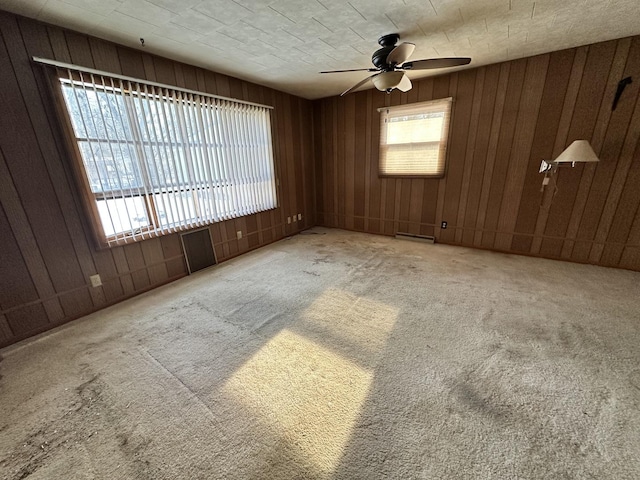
372, 71, 404, 92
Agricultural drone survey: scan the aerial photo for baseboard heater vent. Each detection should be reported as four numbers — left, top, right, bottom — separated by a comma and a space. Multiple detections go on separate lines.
181, 228, 217, 274
395, 232, 436, 244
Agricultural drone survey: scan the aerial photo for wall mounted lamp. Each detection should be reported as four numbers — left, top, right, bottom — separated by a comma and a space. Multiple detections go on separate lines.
539, 140, 599, 191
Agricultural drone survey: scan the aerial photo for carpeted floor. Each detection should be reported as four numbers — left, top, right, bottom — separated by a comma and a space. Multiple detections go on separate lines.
1, 227, 639, 479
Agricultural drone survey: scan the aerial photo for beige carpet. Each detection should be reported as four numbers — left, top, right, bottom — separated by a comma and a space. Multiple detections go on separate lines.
1, 227, 639, 479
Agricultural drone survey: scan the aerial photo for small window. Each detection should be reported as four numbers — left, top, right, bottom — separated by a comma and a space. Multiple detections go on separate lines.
379, 97, 452, 177
56, 69, 277, 247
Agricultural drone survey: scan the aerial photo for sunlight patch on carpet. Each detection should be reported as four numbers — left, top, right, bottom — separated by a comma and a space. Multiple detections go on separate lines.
223, 290, 398, 474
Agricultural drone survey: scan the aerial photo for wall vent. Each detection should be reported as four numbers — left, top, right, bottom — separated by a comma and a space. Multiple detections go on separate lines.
180, 228, 217, 274
395, 232, 436, 244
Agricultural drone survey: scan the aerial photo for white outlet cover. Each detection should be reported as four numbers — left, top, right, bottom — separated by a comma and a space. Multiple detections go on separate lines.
298, 214, 302, 220
236, 230, 242, 239
293, 216, 297, 222
90, 274, 102, 288
287, 217, 291, 224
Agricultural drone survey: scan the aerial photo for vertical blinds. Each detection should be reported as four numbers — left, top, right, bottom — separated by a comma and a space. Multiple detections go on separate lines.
379, 97, 452, 177
58, 68, 277, 246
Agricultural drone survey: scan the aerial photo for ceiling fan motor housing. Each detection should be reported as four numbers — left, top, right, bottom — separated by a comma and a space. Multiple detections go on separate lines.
372, 33, 401, 69
372, 46, 396, 69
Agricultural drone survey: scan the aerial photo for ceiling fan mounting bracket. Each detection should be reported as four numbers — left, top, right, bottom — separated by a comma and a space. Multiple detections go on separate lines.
378, 33, 400, 47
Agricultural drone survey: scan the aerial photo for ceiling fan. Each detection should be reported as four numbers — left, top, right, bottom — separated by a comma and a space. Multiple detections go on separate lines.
321, 33, 471, 96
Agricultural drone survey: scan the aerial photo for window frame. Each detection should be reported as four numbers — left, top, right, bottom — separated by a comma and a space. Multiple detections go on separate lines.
46, 67, 278, 249
378, 97, 453, 179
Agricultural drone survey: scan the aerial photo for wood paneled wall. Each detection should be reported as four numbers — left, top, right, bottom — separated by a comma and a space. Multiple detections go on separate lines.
314, 35, 640, 272
0, 11, 315, 347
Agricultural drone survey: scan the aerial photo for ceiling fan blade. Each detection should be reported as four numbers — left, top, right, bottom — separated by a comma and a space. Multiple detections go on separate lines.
320, 68, 377, 73
387, 42, 415, 66
402, 57, 471, 70
397, 73, 412, 92
341, 73, 380, 96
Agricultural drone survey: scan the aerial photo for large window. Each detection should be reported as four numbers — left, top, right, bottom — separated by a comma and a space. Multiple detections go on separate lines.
379, 97, 452, 177
58, 69, 277, 247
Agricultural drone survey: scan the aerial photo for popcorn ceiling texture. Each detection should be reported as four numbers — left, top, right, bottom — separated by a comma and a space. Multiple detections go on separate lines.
1, 228, 639, 479
2, 0, 640, 98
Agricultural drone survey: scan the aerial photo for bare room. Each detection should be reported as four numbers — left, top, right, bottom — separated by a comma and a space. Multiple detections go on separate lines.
1, 0, 639, 478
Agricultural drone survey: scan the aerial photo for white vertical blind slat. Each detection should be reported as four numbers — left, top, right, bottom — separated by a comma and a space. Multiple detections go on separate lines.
220, 100, 243, 217
246, 107, 264, 210
64, 71, 117, 237
131, 81, 166, 236
110, 77, 145, 242
230, 104, 249, 215
157, 86, 188, 230
144, 83, 177, 235
249, 106, 265, 211
246, 106, 258, 213
264, 110, 278, 208
123, 79, 154, 242
179, 92, 206, 225
85, 72, 129, 240
207, 99, 233, 219
98, 74, 139, 242
195, 96, 220, 222
163, 88, 191, 229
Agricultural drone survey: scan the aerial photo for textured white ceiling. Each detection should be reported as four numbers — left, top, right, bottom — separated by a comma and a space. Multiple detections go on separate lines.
2, 0, 639, 99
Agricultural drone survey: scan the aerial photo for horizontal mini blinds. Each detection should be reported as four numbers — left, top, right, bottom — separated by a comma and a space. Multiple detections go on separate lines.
379, 97, 452, 177
58, 69, 277, 246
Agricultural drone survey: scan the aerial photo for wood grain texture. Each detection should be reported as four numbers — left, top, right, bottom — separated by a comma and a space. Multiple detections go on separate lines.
314, 37, 640, 273
0, 11, 314, 347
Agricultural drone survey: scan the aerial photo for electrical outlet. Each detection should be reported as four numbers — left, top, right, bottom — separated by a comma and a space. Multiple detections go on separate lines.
298, 213, 302, 220
236, 230, 242, 239
293, 215, 297, 222
287, 216, 291, 224
90, 274, 102, 288
441, 221, 448, 229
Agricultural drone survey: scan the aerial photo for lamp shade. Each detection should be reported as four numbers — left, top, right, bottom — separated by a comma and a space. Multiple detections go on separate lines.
553, 140, 599, 164
372, 71, 404, 91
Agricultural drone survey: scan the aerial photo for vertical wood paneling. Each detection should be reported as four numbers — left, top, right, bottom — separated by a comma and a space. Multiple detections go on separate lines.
493, 55, 549, 250
567, 38, 637, 261
482, 58, 527, 248
314, 34, 640, 274
540, 41, 617, 257
0, 314, 12, 345
473, 62, 510, 246
0, 12, 315, 347
0, 149, 64, 323
0, 203, 39, 311
511, 49, 576, 252
1, 16, 88, 307
440, 70, 475, 243
369, 92, 385, 234
19, 17, 106, 309
432, 75, 451, 238
344, 94, 356, 230
619, 206, 640, 268
354, 92, 367, 231
462, 64, 501, 245
600, 139, 640, 265
530, 46, 588, 254
454, 68, 485, 244
313, 100, 324, 226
